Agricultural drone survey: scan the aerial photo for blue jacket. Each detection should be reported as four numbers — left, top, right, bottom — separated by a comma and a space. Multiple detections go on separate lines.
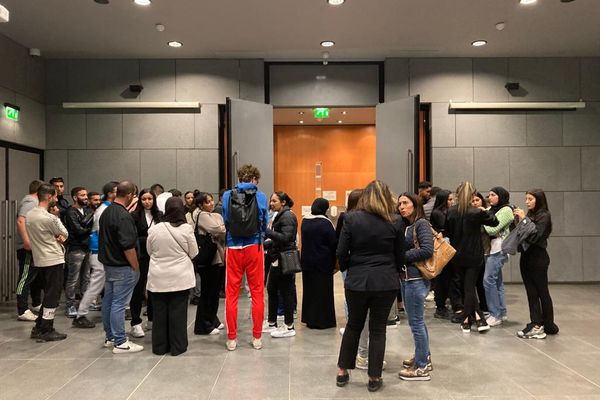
222, 183, 269, 247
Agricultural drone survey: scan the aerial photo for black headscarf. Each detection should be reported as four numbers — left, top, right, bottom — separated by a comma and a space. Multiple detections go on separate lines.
163, 197, 187, 227
489, 186, 510, 215
311, 198, 329, 216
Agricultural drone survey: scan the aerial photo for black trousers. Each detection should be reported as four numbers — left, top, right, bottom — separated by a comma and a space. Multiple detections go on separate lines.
16, 249, 43, 315
151, 290, 189, 356
33, 265, 64, 332
194, 265, 223, 334
267, 266, 294, 326
458, 263, 484, 320
520, 247, 556, 331
434, 261, 453, 311
447, 263, 464, 312
338, 289, 397, 378
476, 261, 488, 312
130, 257, 152, 326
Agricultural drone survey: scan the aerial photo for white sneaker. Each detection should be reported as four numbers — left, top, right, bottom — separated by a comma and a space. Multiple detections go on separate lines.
209, 328, 220, 335
217, 323, 225, 330
262, 321, 277, 333
112, 340, 144, 354
339, 327, 345, 336
425, 291, 435, 302
501, 315, 508, 321
356, 356, 386, 371
17, 309, 37, 321
103, 338, 114, 348
252, 337, 262, 350
486, 316, 503, 327
130, 324, 145, 338
31, 305, 41, 313
144, 321, 152, 331
226, 339, 237, 351
270, 325, 296, 338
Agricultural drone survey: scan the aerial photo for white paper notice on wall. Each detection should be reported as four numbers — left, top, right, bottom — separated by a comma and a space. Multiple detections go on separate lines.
323, 191, 337, 201
301, 206, 311, 216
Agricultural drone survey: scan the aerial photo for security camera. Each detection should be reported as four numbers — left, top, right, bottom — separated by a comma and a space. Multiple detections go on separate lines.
29, 48, 41, 57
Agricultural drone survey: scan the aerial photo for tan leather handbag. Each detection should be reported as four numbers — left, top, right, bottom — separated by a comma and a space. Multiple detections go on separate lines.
413, 224, 456, 280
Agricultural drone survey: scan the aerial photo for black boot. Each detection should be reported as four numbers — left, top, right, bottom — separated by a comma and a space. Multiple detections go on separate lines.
38, 318, 67, 342
30, 316, 42, 339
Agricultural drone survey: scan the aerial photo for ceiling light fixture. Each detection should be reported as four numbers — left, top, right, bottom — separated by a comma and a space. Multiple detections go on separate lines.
342, 111, 347, 115
134, 0, 151, 5
299, 120, 304, 124
168, 41, 183, 48
327, 0, 345, 5
471, 40, 487, 47
320, 40, 335, 47
519, 0, 537, 4
495, 22, 505, 31
337, 120, 343, 124
298, 111, 304, 115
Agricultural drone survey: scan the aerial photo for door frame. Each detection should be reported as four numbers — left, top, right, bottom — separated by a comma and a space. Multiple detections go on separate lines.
0, 139, 44, 200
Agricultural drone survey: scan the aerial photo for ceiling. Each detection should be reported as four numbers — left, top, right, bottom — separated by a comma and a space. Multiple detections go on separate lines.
0, 0, 599, 59
274, 107, 375, 126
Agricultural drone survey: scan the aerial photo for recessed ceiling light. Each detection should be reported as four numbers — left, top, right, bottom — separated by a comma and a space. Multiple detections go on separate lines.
298, 111, 304, 115
337, 120, 343, 124
471, 40, 488, 47
299, 120, 304, 124
316, 75, 327, 80
519, 0, 537, 4
168, 41, 183, 48
342, 111, 347, 115
134, 0, 151, 5
320, 41, 335, 48
327, 0, 345, 5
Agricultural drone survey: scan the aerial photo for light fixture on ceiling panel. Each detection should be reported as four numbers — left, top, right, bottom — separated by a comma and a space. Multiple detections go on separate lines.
298, 111, 304, 115
327, 0, 345, 5
299, 120, 304, 124
342, 111, 347, 115
134, 0, 151, 5
337, 120, 343, 124
471, 40, 487, 47
519, 0, 537, 4
320, 40, 335, 47
168, 41, 183, 48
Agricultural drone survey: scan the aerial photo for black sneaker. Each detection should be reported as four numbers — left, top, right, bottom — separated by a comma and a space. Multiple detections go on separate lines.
451, 311, 465, 324
434, 308, 450, 320
72, 316, 96, 329
476, 318, 490, 333
336, 373, 349, 387
461, 321, 472, 333
30, 326, 42, 339
38, 329, 67, 342
367, 378, 383, 392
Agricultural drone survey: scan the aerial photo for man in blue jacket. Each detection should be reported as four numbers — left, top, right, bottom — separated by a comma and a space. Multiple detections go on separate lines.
222, 164, 269, 351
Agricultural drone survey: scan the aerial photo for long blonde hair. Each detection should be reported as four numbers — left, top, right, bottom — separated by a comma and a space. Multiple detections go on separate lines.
456, 181, 476, 215
356, 180, 397, 223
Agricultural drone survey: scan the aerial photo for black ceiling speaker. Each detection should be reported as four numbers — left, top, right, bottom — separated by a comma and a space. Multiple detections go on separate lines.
505, 82, 520, 91
129, 84, 144, 93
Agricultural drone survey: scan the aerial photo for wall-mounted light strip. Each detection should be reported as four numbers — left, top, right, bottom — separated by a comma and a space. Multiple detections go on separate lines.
449, 101, 586, 111
62, 102, 201, 109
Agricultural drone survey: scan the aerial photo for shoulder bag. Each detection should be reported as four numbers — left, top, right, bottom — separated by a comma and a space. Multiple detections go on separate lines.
413, 222, 456, 280
192, 213, 218, 268
279, 247, 302, 275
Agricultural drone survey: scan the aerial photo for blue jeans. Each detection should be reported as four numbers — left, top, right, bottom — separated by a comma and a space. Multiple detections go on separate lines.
483, 252, 508, 318
401, 279, 430, 369
102, 266, 139, 346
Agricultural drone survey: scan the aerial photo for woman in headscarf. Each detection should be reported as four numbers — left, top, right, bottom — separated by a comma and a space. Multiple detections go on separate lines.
301, 198, 338, 329
146, 197, 198, 356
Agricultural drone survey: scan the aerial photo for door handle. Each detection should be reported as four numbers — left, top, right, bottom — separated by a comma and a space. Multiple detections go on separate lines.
407, 149, 414, 193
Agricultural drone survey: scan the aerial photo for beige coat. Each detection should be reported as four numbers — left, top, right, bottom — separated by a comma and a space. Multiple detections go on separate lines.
146, 222, 198, 293
188, 209, 226, 266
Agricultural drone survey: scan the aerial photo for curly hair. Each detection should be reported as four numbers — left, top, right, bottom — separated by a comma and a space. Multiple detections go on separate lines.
237, 164, 261, 183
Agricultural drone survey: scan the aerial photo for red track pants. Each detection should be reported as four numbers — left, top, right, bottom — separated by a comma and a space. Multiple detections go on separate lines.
225, 244, 265, 340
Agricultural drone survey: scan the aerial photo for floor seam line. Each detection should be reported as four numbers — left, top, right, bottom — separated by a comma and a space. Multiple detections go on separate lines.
125, 354, 166, 400
44, 352, 106, 400
207, 350, 228, 400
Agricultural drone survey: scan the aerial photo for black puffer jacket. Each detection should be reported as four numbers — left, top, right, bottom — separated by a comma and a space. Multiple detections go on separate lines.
265, 207, 298, 263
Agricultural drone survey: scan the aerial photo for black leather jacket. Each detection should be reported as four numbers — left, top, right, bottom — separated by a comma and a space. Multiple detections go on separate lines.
65, 206, 93, 251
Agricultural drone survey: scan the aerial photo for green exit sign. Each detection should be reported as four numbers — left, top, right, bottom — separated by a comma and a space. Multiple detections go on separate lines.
4, 104, 19, 122
313, 107, 330, 119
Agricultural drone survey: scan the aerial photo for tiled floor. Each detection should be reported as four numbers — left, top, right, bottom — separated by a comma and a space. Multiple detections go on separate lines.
1, 279, 600, 400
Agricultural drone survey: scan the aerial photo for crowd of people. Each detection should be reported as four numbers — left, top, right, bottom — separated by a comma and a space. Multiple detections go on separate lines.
13, 164, 559, 392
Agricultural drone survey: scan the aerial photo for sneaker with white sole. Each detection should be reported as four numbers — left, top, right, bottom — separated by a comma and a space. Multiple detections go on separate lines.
398, 366, 431, 381
217, 323, 225, 330
486, 315, 503, 327
104, 338, 115, 348
209, 328, 220, 335
17, 309, 37, 321
112, 340, 144, 354
226, 339, 237, 351
356, 356, 387, 371
501, 315, 508, 321
130, 324, 145, 338
65, 305, 77, 318
425, 291, 435, 302
262, 321, 277, 333
252, 337, 262, 350
402, 355, 433, 372
31, 305, 41, 313
271, 325, 296, 338
518, 324, 546, 339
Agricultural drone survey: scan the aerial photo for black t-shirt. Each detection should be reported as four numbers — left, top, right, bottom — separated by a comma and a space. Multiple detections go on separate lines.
98, 202, 138, 266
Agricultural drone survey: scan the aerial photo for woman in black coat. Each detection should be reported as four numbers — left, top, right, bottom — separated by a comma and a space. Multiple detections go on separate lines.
301, 198, 338, 329
263, 191, 298, 338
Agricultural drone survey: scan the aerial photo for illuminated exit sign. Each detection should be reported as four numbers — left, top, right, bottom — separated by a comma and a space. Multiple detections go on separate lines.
313, 107, 330, 119
4, 103, 19, 122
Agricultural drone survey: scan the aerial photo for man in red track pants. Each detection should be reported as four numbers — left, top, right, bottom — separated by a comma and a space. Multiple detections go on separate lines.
222, 164, 269, 351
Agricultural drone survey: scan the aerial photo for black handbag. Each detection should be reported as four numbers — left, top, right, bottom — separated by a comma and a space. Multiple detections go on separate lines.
193, 214, 218, 268
279, 248, 302, 275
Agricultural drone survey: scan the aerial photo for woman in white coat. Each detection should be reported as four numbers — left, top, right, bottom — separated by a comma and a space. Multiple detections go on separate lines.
147, 197, 198, 356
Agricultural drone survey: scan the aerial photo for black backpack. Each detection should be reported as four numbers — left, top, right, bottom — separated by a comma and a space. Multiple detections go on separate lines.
227, 188, 260, 237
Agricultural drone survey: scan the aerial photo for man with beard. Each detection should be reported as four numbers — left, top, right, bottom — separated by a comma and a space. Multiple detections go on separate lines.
49, 177, 70, 222
64, 187, 94, 317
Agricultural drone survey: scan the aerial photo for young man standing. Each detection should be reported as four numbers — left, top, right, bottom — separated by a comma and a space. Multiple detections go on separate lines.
88, 191, 102, 211
49, 177, 70, 221
73, 182, 117, 328
99, 181, 143, 353
15, 180, 44, 321
26, 183, 69, 341
222, 164, 269, 351
64, 186, 93, 317
418, 181, 434, 220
